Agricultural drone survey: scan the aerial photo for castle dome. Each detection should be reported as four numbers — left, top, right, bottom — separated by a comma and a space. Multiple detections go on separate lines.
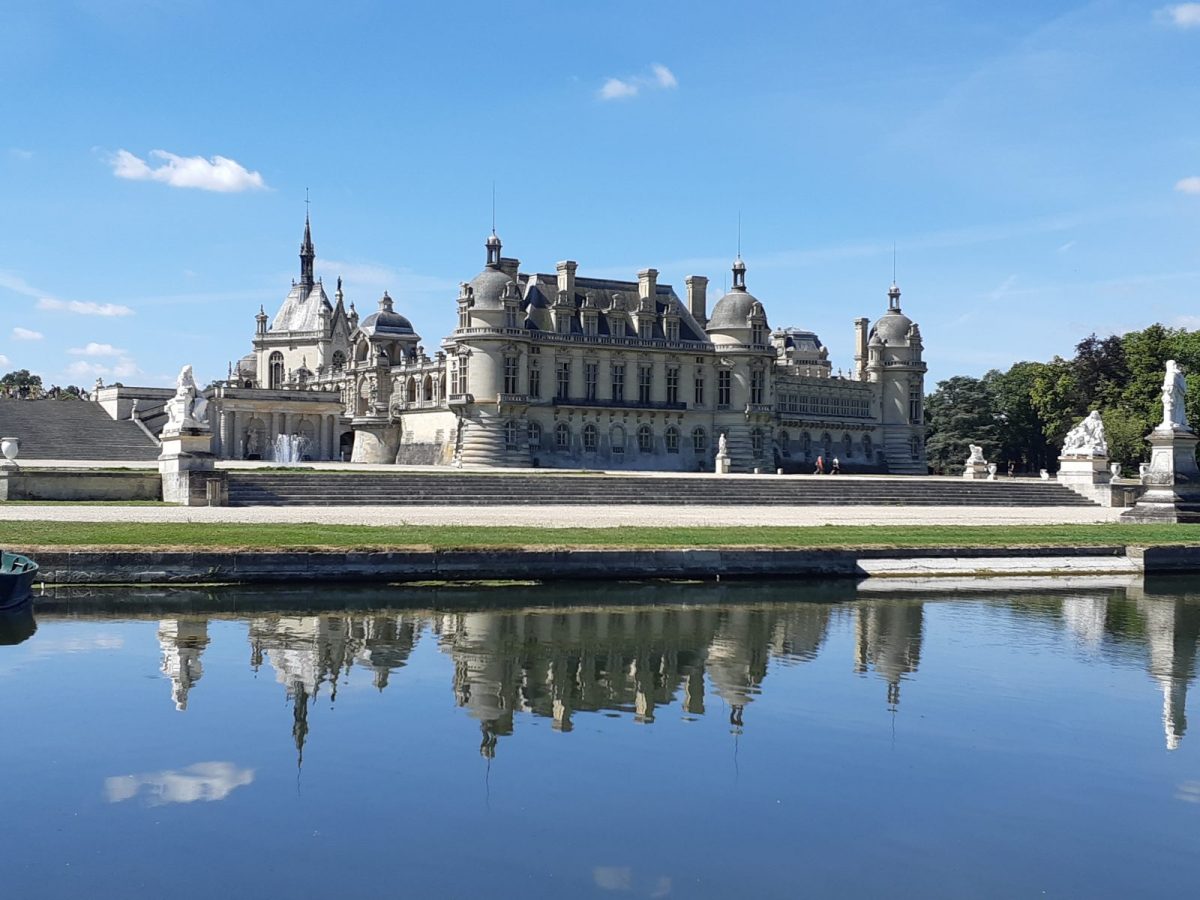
707, 256, 763, 330
868, 282, 914, 344
360, 292, 414, 336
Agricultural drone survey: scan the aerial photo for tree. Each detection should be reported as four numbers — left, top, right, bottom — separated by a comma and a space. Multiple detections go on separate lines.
986, 362, 1056, 472
924, 376, 998, 474
0, 369, 43, 399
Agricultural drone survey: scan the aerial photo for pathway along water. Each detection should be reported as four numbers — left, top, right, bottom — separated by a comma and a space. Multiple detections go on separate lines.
3, 576, 1199, 898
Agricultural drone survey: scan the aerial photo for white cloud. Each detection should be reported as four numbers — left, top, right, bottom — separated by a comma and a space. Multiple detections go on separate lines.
12, 327, 43, 341
69, 342, 126, 357
105, 762, 255, 806
110, 148, 267, 193
66, 357, 140, 379
317, 259, 459, 295
37, 298, 134, 317
1175, 176, 1200, 194
1159, 4, 1200, 27
598, 63, 678, 100
0, 355, 9, 368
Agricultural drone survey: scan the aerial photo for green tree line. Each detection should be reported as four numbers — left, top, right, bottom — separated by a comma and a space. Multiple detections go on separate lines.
925, 324, 1200, 475
0, 369, 87, 400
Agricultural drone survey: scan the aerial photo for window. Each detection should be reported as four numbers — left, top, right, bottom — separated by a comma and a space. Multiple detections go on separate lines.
556, 361, 570, 400
583, 423, 598, 452
331, 351, 346, 372
909, 385, 923, 425
665, 319, 679, 341
802, 432, 812, 454
637, 424, 653, 453
502, 356, 519, 395
423, 375, 434, 401
717, 370, 731, 408
504, 420, 519, 452
555, 422, 570, 450
529, 365, 541, 399
585, 362, 598, 401
557, 313, 571, 335
269, 351, 285, 389
844, 433, 853, 457
638, 365, 652, 404
611, 425, 625, 455
780, 430, 790, 454
750, 369, 764, 405
822, 432, 832, 453
665, 426, 679, 453
666, 366, 679, 405
611, 364, 625, 402
583, 314, 598, 337
458, 304, 470, 329
528, 421, 542, 448
407, 377, 417, 403
694, 374, 705, 407
638, 319, 653, 339
862, 434, 873, 459
751, 323, 765, 346
611, 318, 625, 338
692, 427, 707, 454
505, 305, 519, 329
751, 428, 764, 457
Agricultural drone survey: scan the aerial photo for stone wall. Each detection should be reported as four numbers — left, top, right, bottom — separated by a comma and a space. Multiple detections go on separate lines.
0, 469, 162, 502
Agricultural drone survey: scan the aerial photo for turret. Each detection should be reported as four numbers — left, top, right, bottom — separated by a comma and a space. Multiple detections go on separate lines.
300, 214, 315, 288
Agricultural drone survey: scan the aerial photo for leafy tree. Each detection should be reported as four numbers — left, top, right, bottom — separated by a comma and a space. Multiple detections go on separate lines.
0, 369, 43, 399
985, 362, 1056, 471
924, 376, 998, 474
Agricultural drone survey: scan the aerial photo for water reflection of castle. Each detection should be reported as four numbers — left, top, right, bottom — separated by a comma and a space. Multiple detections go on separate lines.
151, 590, 1200, 756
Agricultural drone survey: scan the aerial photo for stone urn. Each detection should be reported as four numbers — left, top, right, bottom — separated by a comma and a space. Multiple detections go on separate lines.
0, 437, 18, 463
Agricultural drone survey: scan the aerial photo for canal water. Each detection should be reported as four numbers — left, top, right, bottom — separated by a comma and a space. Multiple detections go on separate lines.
2, 577, 1199, 898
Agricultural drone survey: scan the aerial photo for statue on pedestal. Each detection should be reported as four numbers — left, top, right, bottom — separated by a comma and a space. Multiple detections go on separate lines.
1061, 410, 1108, 457
1160, 360, 1190, 432
967, 444, 985, 464
163, 365, 210, 434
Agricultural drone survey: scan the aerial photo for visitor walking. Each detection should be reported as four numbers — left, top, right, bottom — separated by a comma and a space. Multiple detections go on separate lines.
831, 457, 841, 475
1008, 461, 1015, 478
814, 455, 824, 475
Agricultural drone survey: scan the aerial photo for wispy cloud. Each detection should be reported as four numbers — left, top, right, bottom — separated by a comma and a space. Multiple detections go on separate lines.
0, 354, 9, 368
598, 63, 678, 101
317, 259, 459, 295
105, 762, 254, 806
1158, 4, 1200, 28
110, 148, 267, 193
1057, 240, 1076, 253
66, 357, 140, 379
37, 298, 134, 317
12, 327, 43, 341
1175, 175, 1200, 194
69, 342, 125, 357
9, 148, 32, 160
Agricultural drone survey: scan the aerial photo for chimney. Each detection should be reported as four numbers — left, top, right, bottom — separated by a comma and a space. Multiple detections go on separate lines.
685, 275, 708, 327
637, 268, 658, 302
556, 260, 577, 303
499, 257, 520, 279
854, 317, 869, 380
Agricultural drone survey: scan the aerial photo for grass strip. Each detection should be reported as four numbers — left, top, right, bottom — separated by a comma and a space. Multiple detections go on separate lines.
3, 522, 1200, 551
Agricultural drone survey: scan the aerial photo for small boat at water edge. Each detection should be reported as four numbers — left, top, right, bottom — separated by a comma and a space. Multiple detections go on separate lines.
1, 550, 38, 612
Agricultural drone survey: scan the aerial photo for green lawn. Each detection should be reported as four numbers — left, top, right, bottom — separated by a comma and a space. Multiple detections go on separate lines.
3, 521, 1200, 551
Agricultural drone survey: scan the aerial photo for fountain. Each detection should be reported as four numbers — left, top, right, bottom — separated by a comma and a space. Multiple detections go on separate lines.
273, 433, 311, 464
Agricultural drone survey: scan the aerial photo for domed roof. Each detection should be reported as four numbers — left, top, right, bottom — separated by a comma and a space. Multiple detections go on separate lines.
360, 292, 415, 337
468, 267, 517, 310
708, 289, 760, 330
869, 309, 913, 344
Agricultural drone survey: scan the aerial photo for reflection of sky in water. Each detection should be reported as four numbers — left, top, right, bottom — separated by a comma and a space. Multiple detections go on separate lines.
2, 581, 1200, 899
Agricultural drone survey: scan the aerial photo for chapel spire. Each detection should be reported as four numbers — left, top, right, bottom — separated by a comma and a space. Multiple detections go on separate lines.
299, 209, 316, 288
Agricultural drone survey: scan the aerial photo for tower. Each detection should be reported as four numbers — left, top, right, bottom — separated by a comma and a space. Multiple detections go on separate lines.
865, 281, 927, 474
299, 213, 315, 288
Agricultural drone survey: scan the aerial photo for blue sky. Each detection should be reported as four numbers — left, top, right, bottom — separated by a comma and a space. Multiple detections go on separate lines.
2, 0, 1199, 389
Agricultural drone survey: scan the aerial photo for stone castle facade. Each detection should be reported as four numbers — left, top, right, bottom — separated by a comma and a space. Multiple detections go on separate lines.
213, 216, 927, 473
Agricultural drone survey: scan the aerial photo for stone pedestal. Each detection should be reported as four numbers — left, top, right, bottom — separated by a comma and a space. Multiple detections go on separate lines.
1057, 455, 1111, 485
159, 430, 216, 506
962, 460, 988, 480
351, 420, 401, 464
1122, 428, 1200, 523
714, 453, 731, 476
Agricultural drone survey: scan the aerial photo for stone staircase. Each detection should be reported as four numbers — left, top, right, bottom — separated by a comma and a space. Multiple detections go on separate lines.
0, 400, 159, 461
226, 471, 1099, 507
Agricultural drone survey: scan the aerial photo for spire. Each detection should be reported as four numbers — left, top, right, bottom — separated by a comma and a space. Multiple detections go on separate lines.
299, 201, 315, 288
731, 256, 747, 291
888, 281, 901, 312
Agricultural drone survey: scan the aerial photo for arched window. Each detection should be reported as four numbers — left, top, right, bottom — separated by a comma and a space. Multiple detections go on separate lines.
423, 375, 434, 401
611, 425, 626, 456
779, 430, 790, 454
665, 426, 680, 454
555, 422, 570, 450
843, 433, 853, 457
751, 428, 764, 456
862, 434, 873, 459
406, 377, 417, 403
528, 421, 542, 449
268, 351, 285, 390
637, 424, 653, 453
583, 423, 598, 452
802, 431, 812, 453
504, 420, 519, 452
692, 427, 707, 454
331, 350, 346, 372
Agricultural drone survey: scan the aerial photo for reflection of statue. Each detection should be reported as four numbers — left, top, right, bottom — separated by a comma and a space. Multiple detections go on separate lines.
164, 365, 210, 433
1161, 360, 1189, 431
717, 433, 729, 457
1062, 410, 1108, 457
967, 444, 985, 463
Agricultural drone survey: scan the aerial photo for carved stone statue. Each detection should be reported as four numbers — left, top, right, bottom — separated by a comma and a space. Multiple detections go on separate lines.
717, 433, 729, 458
1161, 359, 1190, 431
163, 364, 210, 433
1061, 410, 1108, 457
967, 444, 985, 464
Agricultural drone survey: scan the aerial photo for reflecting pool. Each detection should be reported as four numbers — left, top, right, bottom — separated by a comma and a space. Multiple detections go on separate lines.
3, 577, 1200, 898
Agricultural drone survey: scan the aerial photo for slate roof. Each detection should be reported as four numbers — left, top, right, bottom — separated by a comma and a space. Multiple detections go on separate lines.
271, 282, 331, 333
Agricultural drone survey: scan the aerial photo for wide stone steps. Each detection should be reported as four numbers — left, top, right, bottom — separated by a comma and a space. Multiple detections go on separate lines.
226, 472, 1098, 507
0, 399, 159, 461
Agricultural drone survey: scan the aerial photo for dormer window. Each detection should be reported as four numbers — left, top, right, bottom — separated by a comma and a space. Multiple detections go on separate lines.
583, 313, 598, 337
751, 323, 765, 346
504, 304, 519, 329
665, 319, 679, 341
611, 318, 626, 338
638, 319, 653, 340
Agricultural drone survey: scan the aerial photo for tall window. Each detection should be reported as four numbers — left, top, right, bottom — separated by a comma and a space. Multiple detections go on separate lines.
611, 318, 626, 338
666, 366, 679, 405
555, 422, 570, 449
909, 385, 923, 424
585, 362, 598, 401
665, 319, 679, 341
638, 319, 653, 339
504, 420, 519, 452
583, 314, 598, 337
751, 428, 764, 456
528, 421, 542, 449
458, 305, 470, 329
503, 356, 519, 395
583, 423, 598, 452
692, 427, 707, 454
863, 434, 873, 459
557, 313, 571, 334
505, 305, 519, 329
556, 361, 570, 400
529, 365, 541, 399
751, 323, 765, 346
717, 370, 731, 408
780, 430, 790, 454
269, 351, 284, 390
694, 374, 705, 407
844, 433, 853, 457
750, 370, 764, 405
665, 426, 680, 454
638, 365, 652, 404
611, 364, 625, 402
611, 425, 625, 455
637, 424, 653, 453
458, 358, 469, 395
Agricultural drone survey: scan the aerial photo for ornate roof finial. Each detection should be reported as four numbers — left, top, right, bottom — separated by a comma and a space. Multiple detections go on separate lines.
299, 196, 315, 288
732, 255, 747, 291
